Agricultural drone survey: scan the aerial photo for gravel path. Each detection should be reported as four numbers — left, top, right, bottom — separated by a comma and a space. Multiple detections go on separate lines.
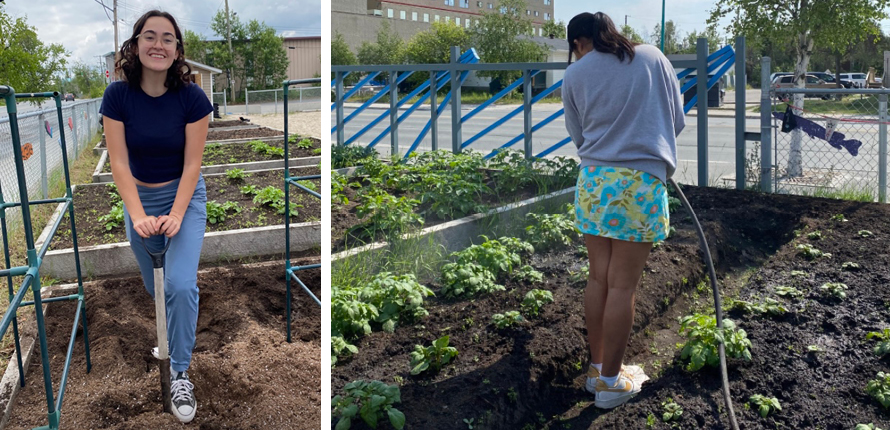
221, 111, 321, 138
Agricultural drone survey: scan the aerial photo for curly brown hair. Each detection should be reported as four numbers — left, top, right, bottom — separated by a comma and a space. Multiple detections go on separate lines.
114, 10, 192, 91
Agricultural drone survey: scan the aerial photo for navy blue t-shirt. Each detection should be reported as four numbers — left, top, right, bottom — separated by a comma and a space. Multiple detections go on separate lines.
99, 81, 213, 183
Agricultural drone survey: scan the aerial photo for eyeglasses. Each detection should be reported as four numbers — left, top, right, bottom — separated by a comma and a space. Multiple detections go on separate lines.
136, 31, 178, 47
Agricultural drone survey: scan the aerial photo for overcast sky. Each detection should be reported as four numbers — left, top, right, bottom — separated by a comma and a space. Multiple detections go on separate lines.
4, 0, 320, 69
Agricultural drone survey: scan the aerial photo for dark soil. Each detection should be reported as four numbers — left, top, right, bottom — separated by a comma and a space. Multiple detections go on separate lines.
208, 119, 252, 128
332, 185, 890, 429
52, 167, 321, 249
9, 260, 320, 430
207, 127, 283, 141
101, 137, 321, 173
332, 173, 567, 252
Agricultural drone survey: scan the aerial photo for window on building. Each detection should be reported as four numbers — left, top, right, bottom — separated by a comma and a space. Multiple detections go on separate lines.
444, 0, 454, 6
460, 0, 469, 8
412, 11, 418, 20
466, 19, 471, 28
435, 14, 440, 21
526, 9, 530, 15
487, 2, 492, 8
499, 5, 506, 13
456, 17, 461, 25
423, 13, 429, 22
387, 8, 393, 17
476, 1, 482, 6
533, 10, 538, 16
399, 10, 406, 19
544, 12, 550, 20
538, 27, 543, 36
445, 16, 451, 22
544, 0, 550, 4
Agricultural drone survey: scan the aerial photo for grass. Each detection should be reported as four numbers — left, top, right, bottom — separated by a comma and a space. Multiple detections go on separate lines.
343, 89, 563, 106
0, 131, 102, 372
799, 183, 878, 202
754, 95, 879, 115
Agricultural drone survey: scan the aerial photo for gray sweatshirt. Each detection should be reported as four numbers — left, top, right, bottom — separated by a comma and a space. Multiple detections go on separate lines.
562, 44, 685, 183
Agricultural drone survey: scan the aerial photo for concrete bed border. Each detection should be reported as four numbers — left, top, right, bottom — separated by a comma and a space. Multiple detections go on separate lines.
34, 176, 321, 280
333, 186, 574, 263
0, 255, 321, 429
91, 147, 319, 183
90, 131, 318, 157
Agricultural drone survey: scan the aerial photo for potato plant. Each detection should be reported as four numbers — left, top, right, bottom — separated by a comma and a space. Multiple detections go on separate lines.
867, 372, 890, 409
819, 282, 847, 300
866, 328, 890, 357
331, 336, 358, 367
492, 311, 523, 329
521, 289, 554, 317
409, 335, 458, 375
524, 212, 578, 251
679, 314, 752, 372
358, 272, 434, 333
661, 398, 683, 422
206, 201, 242, 224
748, 394, 781, 418
332, 380, 405, 430
797, 243, 831, 260
248, 139, 284, 157
332, 144, 378, 169
225, 168, 249, 181
352, 189, 423, 240
440, 262, 503, 298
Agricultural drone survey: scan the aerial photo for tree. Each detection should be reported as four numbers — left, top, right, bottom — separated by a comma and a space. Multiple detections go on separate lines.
542, 19, 566, 39
681, 26, 727, 54
183, 29, 207, 65
405, 22, 471, 65
241, 20, 289, 90
651, 20, 682, 54
68, 62, 107, 99
710, 0, 890, 177
471, 0, 547, 85
621, 25, 645, 44
358, 21, 405, 83
0, 6, 68, 99
332, 32, 356, 66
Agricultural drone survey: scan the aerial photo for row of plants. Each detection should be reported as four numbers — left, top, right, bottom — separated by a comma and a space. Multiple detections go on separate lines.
332, 148, 579, 246
100, 136, 321, 173
52, 167, 320, 249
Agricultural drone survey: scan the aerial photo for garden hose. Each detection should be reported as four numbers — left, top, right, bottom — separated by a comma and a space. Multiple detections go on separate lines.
667, 178, 740, 430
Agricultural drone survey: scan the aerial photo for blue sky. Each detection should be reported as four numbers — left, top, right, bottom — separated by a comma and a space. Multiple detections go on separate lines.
4, 0, 320, 66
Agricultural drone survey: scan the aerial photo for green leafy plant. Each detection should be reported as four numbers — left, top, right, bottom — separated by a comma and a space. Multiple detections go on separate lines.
205, 200, 242, 224
98, 200, 124, 231
293, 137, 313, 149
646, 413, 657, 428
668, 196, 682, 214
806, 230, 822, 240
332, 144, 378, 169
790, 270, 808, 277
521, 289, 554, 317
729, 298, 787, 316
332, 380, 405, 430
856, 424, 884, 430
440, 262, 503, 298
831, 213, 848, 222
806, 345, 823, 353
450, 236, 532, 278
868, 372, 890, 409
819, 282, 847, 300
492, 311, 523, 329
775, 286, 803, 298
796, 243, 831, 260
248, 139, 285, 157
352, 189, 423, 240
359, 272, 434, 333
866, 328, 890, 357
842, 261, 861, 271
512, 265, 543, 283
748, 394, 781, 418
661, 398, 683, 422
415, 173, 490, 220
569, 265, 589, 285
252, 186, 300, 216
331, 336, 358, 367
296, 180, 318, 192
859, 230, 874, 238
486, 150, 542, 195
332, 171, 350, 208
331, 289, 379, 339
678, 314, 752, 372
409, 335, 458, 375
225, 168, 249, 181
524, 212, 578, 251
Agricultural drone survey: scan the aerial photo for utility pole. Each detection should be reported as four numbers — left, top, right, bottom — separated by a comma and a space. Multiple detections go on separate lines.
226, 0, 234, 101
625, 15, 628, 27
113, 0, 119, 56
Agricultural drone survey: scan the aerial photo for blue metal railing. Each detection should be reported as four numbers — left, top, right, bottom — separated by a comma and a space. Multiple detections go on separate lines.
332, 38, 747, 186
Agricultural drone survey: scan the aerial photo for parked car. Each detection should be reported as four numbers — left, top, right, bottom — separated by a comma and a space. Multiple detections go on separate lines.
63, 93, 75, 101
769, 72, 793, 83
771, 74, 839, 100
840, 72, 868, 88
808, 72, 854, 89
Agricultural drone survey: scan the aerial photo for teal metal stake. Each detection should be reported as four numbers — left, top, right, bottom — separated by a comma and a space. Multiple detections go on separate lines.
660, 0, 666, 52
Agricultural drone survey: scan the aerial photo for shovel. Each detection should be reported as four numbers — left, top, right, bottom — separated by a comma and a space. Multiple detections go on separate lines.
142, 236, 173, 414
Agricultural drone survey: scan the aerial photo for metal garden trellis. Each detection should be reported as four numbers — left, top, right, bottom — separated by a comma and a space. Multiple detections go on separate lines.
283, 78, 321, 343
331, 38, 755, 190
0, 86, 91, 430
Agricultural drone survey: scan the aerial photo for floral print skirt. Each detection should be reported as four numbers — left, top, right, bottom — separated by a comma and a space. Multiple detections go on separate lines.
574, 166, 669, 243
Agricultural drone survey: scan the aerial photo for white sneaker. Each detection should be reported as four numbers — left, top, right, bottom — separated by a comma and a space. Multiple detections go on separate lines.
593, 373, 641, 409
170, 370, 197, 423
585, 364, 649, 394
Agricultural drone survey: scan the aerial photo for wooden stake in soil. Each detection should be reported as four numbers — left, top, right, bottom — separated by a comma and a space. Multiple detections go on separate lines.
143, 237, 172, 414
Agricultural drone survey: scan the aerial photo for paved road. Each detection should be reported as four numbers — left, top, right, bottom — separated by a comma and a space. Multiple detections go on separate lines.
332, 101, 883, 187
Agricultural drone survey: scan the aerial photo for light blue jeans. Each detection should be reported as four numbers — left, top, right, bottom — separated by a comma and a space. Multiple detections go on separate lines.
123, 175, 206, 373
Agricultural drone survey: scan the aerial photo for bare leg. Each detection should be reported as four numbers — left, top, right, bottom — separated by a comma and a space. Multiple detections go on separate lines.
584, 234, 611, 365
600, 239, 652, 378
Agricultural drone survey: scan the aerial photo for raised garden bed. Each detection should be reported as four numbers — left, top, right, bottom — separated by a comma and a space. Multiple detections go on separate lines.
332, 185, 890, 429
8, 260, 320, 429
37, 167, 321, 279
92, 137, 321, 183
331, 150, 578, 253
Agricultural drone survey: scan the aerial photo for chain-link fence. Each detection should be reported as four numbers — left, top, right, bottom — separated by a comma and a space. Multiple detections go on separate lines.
0, 99, 101, 225
768, 88, 888, 201
242, 87, 321, 115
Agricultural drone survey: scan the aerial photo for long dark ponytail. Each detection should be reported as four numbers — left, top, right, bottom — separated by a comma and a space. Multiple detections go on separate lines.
567, 12, 637, 64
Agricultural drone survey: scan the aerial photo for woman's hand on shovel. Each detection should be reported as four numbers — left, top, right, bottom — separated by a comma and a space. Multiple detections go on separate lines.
132, 215, 159, 238
157, 213, 182, 238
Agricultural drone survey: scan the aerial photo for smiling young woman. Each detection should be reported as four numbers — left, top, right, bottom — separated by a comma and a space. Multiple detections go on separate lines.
99, 9, 213, 424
